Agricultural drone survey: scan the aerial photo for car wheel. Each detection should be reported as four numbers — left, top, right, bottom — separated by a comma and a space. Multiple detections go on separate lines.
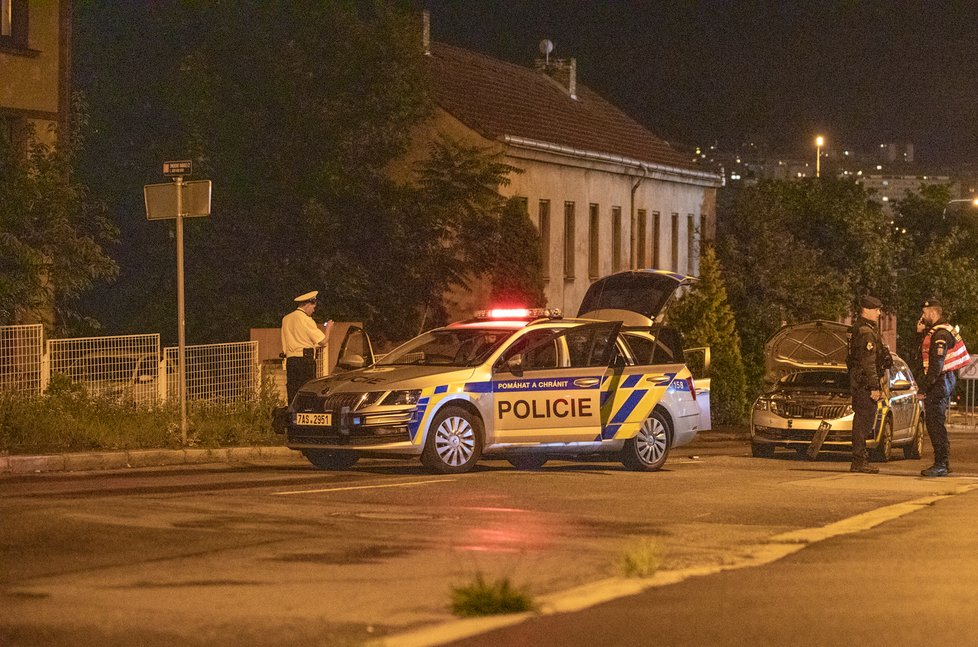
301, 449, 359, 470
871, 418, 893, 463
751, 442, 775, 458
621, 409, 671, 471
507, 455, 549, 470
904, 416, 924, 460
420, 406, 483, 474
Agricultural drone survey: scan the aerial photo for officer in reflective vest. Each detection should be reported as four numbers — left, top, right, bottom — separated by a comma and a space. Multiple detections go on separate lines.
917, 298, 970, 477
846, 294, 892, 474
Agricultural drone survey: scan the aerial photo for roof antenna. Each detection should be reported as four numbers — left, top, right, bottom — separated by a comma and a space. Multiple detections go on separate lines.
539, 39, 554, 65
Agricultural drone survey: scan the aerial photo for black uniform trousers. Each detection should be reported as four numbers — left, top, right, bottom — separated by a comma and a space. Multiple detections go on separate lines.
925, 372, 956, 465
850, 388, 876, 463
286, 356, 317, 404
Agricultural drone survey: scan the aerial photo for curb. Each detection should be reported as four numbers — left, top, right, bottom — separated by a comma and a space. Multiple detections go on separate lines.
0, 446, 301, 475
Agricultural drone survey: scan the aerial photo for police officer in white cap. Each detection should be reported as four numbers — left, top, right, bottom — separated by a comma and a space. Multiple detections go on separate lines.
281, 291, 332, 403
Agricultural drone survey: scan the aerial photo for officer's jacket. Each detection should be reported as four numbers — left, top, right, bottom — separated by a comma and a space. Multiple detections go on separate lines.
847, 317, 892, 392
920, 320, 963, 394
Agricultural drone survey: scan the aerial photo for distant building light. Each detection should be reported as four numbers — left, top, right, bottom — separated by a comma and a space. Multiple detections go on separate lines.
844, 150, 850, 156
882, 196, 889, 202
731, 173, 741, 180
876, 165, 883, 170
857, 170, 863, 176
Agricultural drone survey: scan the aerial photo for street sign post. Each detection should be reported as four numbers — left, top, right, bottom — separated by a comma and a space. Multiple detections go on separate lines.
143, 162, 212, 443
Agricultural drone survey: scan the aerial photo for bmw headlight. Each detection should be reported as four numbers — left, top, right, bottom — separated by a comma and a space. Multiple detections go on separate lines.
843, 404, 854, 416
753, 398, 770, 411
381, 389, 422, 406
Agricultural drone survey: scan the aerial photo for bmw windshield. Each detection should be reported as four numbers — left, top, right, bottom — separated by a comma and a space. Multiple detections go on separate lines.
377, 328, 515, 367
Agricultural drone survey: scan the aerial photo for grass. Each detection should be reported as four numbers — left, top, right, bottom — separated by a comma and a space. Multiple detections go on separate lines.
616, 538, 665, 578
450, 573, 534, 617
0, 375, 282, 455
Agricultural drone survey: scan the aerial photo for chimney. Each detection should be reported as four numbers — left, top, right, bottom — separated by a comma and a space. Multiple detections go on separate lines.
422, 10, 431, 56
535, 57, 577, 100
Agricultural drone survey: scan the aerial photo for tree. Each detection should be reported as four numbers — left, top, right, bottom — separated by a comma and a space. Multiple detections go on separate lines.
0, 97, 117, 332
717, 178, 896, 392
489, 197, 547, 308
667, 246, 747, 424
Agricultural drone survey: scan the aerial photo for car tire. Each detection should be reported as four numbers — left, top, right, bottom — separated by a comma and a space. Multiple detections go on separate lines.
507, 455, 549, 470
751, 442, 775, 458
301, 449, 359, 470
871, 418, 893, 463
621, 409, 671, 471
420, 406, 483, 474
904, 416, 924, 460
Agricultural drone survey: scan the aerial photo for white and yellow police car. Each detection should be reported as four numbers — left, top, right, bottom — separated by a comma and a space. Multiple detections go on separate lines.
283, 270, 709, 473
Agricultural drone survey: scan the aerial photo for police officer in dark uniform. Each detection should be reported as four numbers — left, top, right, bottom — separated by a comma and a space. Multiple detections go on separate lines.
917, 298, 963, 477
847, 294, 892, 474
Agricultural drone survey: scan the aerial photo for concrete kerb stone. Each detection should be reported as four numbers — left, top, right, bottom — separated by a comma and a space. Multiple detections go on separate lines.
227, 446, 263, 462
126, 449, 181, 468
5, 454, 66, 474
64, 451, 131, 472
184, 447, 229, 465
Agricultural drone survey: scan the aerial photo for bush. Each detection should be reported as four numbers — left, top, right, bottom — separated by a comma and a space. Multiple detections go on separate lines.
450, 573, 534, 617
0, 375, 281, 455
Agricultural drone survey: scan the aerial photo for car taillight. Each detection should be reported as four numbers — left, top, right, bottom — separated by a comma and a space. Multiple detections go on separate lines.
687, 377, 697, 401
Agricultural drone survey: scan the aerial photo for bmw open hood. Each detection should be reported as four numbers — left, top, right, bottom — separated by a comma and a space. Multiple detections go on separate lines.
577, 270, 697, 325
764, 320, 849, 381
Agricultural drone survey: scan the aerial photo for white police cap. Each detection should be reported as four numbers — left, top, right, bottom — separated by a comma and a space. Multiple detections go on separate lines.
294, 291, 318, 303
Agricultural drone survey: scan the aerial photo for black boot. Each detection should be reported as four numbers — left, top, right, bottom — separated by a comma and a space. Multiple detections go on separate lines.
850, 459, 879, 474
921, 463, 950, 477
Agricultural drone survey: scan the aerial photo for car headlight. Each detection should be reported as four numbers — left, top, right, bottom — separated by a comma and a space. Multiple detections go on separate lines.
843, 404, 854, 416
381, 389, 422, 406
753, 398, 770, 411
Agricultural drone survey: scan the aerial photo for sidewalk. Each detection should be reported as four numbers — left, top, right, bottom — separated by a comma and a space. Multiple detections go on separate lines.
0, 445, 301, 475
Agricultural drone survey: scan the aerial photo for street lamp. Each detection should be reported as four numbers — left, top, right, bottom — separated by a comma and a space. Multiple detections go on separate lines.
941, 197, 978, 218
815, 136, 824, 178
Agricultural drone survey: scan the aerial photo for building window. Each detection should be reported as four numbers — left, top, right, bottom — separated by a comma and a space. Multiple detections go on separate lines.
637, 209, 647, 268
687, 214, 696, 274
671, 213, 679, 272
652, 212, 661, 269
0, 0, 28, 48
588, 204, 599, 279
539, 200, 550, 280
564, 202, 576, 279
612, 206, 622, 272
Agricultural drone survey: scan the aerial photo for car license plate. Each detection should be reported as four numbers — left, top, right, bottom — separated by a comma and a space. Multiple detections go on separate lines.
295, 412, 332, 426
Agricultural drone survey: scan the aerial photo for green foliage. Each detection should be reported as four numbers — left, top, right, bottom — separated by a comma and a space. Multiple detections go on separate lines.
668, 246, 747, 423
891, 184, 978, 365
0, 377, 281, 455
489, 198, 547, 307
0, 96, 117, 332
616, 538, 664, 578
450, 573, 534, 617
717, 178, 895, 393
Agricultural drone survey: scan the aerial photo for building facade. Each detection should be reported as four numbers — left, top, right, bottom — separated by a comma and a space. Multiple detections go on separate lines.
410, 40, 722, 317
0, 0, 71, 150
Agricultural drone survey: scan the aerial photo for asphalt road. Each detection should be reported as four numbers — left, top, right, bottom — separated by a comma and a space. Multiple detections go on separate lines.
3, 429, 978, 646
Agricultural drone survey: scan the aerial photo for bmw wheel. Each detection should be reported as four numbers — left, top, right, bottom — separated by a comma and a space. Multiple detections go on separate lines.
871, 418, 893, 463
621, 409, 671, 471
301, 449, 359, 470
904, 417, 924, 460
421, 406, 483, 474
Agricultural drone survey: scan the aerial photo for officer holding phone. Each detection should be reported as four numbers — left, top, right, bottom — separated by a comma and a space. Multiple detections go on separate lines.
281, 291, 332, 403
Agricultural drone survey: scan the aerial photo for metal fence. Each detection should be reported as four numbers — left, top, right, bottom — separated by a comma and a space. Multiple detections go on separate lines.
48, 334, 162, 407
0, 327, 264, 408
0, 324, 44, 396
163, 341, 259, 408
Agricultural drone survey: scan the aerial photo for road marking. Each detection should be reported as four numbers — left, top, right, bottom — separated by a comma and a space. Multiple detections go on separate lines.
374, 479, 978, 647
273, 478, 456, 496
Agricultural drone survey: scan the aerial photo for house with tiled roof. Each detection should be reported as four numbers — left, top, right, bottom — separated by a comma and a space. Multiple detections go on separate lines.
410, 24, 722, 317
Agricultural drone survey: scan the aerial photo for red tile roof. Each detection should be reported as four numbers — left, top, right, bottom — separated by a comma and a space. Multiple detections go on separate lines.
428, 42, 699, 172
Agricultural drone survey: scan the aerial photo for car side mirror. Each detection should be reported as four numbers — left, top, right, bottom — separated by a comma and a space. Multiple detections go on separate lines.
337, 354, 365, 371
891, 379, 912, 392
503, 355, 524, 377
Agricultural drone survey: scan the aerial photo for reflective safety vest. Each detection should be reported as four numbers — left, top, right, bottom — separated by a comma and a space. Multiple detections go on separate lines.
922, 324, 971, 372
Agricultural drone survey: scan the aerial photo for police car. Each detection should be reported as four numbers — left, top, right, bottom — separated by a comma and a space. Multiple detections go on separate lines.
282, 270, 710, 473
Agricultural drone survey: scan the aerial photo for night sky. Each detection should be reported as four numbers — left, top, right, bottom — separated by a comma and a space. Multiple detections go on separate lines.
425, 1, 978, 164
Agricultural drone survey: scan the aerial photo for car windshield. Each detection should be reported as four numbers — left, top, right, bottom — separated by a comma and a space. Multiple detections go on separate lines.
779, 370, 850, 389
378, 329, 515, 367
